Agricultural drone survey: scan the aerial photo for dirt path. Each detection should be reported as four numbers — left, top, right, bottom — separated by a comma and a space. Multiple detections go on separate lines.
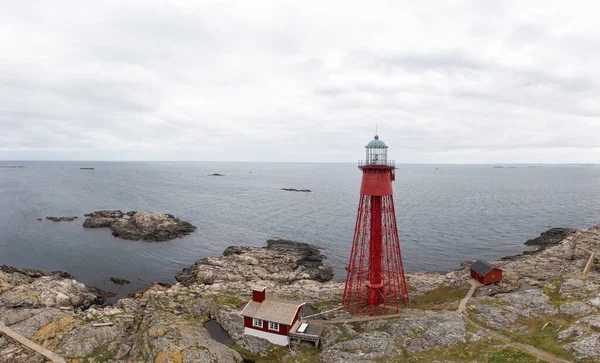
457, 279, 482, 313
0, 322, 66, 363
464, 317, 573, 363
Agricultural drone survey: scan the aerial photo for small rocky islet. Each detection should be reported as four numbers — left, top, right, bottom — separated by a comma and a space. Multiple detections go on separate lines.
281, 188, 312, 192
45, 216, 79, 222
38, 210, 197, 242
1, 225, 600, 362
82, 210, 197, 242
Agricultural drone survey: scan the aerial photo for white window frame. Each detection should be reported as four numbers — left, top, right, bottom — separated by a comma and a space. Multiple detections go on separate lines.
252, 318, 263, 328
268, 321, 279, 331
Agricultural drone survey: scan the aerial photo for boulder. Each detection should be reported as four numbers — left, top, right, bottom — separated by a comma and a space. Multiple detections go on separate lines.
557, 324, 591, 341
560, 301, 594, 317
579, 315, 600, 329
560, 279, 586, 299
564, 333, 600, 361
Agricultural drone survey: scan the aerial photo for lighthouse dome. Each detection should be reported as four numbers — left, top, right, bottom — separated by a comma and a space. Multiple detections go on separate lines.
367, 135, 387, 148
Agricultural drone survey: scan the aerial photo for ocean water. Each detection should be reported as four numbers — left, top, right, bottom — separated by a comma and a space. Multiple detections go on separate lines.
1, 161, 599, 298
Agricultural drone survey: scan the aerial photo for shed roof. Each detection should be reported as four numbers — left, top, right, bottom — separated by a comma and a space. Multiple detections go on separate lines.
470, 260, 500, 275
240, 297, 304, 326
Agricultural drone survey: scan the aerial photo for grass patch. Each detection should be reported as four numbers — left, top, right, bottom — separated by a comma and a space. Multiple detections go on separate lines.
479, 297, 510, 307
288, 347, 320, 363
465, 320, 482, 335
543, 279, 566, 305
187, 313, 210, 325
79, 345, 114, 363
278, 293, 301, 300
212, 294, 245, 308
409, 283, 470, 310
503, 315, 576, 361
230, 344, 289, 362
405, 341, 545, 362
310, 299, 341, 313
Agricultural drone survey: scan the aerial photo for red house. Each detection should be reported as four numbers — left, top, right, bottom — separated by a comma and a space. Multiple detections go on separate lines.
240, 287, 305, 346
470, 260, 503, 285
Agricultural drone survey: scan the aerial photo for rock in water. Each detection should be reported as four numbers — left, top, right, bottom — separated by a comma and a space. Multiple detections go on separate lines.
281, 188, 312, 192
524, 228, 577, 246
83, 211, 196, 242
110, 277, 131, 285
45, 216, 78, 222
82, 217, 115, 228
176, 239, 334, 286
84, 210, 124, 218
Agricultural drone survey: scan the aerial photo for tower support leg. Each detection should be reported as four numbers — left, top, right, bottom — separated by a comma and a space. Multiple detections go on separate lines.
367, 196, 383, 308
343, 191, 409, 315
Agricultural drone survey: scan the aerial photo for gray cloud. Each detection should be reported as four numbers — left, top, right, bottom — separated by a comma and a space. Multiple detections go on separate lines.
0, 0, 599, 162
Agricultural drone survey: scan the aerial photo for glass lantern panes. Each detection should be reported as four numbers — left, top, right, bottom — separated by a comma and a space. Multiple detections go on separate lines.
366, 145, 388, 165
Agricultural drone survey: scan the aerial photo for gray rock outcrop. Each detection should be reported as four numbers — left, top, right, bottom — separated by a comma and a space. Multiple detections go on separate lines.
3, 223, 600, 362
176, 239, 334, 286
83, 210, 196, 242
565, 333, 600, 361
0, 265, 104, 310
318, 313, 466, 361
524, 227, 578, 247
45, 216, 78, 222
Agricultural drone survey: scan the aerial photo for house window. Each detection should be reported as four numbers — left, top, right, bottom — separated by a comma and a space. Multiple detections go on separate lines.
252, 318, 263, 327
268, 322, 279, 331
492, 274, 495, 278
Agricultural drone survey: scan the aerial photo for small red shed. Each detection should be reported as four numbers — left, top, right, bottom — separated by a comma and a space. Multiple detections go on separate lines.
470, 260, 503, 285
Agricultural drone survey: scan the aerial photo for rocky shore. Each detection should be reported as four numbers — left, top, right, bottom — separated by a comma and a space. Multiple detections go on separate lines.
83, 210, 197, 242
1, 224, 600, 362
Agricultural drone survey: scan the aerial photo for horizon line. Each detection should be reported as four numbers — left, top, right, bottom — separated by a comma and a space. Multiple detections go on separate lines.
1, 160, 599, 165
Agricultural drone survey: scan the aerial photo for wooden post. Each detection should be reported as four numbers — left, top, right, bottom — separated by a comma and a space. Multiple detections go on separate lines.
583, 253, 595, 274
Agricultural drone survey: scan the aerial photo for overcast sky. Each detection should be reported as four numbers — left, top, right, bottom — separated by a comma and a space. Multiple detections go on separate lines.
0, 1, 599, 163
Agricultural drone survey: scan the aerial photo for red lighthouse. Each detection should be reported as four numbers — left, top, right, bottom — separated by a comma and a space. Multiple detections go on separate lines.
343, 135, 409, 315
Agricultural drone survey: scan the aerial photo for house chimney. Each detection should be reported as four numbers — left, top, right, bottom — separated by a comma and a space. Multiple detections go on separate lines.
252, 286, 266, 303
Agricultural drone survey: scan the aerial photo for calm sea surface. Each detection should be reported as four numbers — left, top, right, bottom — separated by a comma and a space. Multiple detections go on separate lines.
1, 162, 599, 298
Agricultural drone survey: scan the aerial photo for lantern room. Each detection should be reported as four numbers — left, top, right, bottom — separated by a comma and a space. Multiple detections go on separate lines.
365, 135, 388, 165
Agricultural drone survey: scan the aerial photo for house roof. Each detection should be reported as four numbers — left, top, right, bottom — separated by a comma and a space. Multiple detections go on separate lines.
240, 297, 304, 326
470, 260, 500, 275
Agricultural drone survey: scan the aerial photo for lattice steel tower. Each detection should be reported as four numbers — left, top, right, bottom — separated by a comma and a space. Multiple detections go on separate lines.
342, 134, 409, 315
